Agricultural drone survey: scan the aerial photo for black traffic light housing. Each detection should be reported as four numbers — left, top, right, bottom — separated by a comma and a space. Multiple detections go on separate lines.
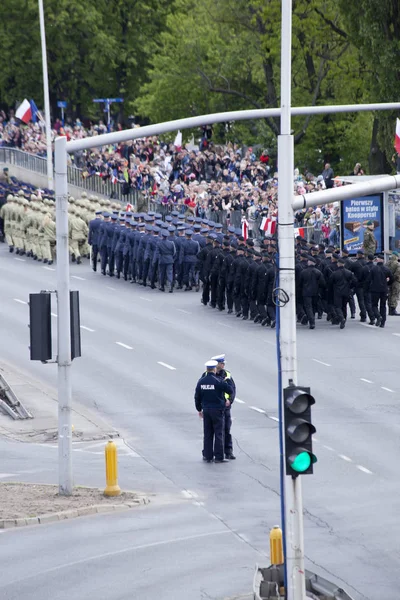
283, 384, 317, 477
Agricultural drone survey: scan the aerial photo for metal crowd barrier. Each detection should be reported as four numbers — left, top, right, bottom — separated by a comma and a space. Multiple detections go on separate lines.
0, 147, 141, 208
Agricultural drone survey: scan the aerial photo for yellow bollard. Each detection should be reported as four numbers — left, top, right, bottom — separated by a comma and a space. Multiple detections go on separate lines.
104, 440, 121, 497
270, 525, 284, 565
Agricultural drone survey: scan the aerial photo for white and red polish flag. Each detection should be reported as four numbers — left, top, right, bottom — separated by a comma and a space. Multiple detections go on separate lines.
15, 99, 32, 124
395, 118, 400, 154
242, 219, 248, 240
260, 216, 277, 235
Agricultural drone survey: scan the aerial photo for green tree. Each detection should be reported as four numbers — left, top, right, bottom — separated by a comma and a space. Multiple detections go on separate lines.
136, 0, 368, 173
337, 0, 400, 173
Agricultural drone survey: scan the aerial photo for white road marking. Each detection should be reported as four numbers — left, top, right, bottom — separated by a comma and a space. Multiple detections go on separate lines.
381, 387, 394, 393
80, 326, 95, 332
250, 406, 266, 414
393, 333, 400, 337
181, 490, 198, 499
217, 322, 233, 328
157, 361, 176, 370
51, 313, 58, 318
323, 445, 335, 452
14, 257, 25, 262
193, 501, 205, 506
176, 308, 191, 314
8, 531, 232, 582
360, 323, 377, 329
235, 398, 245, 404
0, 473, 17, 479
360, 378, 373, 384
115, 342, 133, 350
43, 266, 55, 271
313, 437, 319, 442
14, 298, 27, 305
312, 358, 331, 367
269, 416, 279, 422
139, 296, 152, 302
338, 454, 352, 462
357, 465, 373, 475
71, 275, 86, 281
106, 286, 116, 291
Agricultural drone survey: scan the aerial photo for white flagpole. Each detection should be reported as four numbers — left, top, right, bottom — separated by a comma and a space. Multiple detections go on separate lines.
38, 0, 54, 190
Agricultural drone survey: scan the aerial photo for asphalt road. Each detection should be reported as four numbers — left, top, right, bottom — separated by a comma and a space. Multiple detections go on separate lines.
1, 244, 400, 599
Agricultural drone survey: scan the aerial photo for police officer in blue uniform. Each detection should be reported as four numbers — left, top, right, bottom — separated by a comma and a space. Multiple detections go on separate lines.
194, 360, 233, 463
211, 354, 236, 459
88, 210, 103, 271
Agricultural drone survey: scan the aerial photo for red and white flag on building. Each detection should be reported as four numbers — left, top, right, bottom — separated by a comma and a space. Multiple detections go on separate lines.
260, 216, 277, 236
242, 219, 249, 240
395, 118, 400, 154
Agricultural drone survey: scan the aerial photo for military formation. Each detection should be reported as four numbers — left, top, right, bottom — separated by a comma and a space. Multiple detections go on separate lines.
2, 189, 400, 328
0, 190, 121, 265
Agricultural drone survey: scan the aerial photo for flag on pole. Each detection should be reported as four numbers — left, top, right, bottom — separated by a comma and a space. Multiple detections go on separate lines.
174, 130, 182, 149
16, 99, 32, 124
294, 227, 305, 238
30, 99, 40, 123
260, 216, 277, 235
125, 203, 133, 212
395, 118, 400, 154
242, 219, 248, 240
111, 173, 118, 184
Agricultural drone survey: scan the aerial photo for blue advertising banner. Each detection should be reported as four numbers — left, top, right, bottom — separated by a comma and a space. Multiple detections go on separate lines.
341, 194, 383, 254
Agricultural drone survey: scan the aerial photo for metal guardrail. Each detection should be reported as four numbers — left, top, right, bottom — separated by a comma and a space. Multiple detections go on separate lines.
0, 147, 141, 208
0, 372, 33, 420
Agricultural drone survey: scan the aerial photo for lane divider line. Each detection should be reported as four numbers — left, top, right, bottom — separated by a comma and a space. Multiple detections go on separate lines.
176, 308, 192, 314
323, 445, 335, 452
71, 275, 86, 281
139, 297, 152, 302
360, 378, 373, 384
357, 465, 373, 475
106, 287, 116, 291
115, 342, 133, 350
381, 387, 394, 393
338, 454, 352, 462
14, 299, 27, 305
157, 361, 176, 370
14, 257, 25, 262
250, 406, 266, 414
80, 326, 95, 332
269, 416, 279, 422
235, 398, 245, 404
312, 358, 331, 367
43, 266, 55, 271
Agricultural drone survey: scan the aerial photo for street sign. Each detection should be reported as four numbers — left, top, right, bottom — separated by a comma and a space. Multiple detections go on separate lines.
57, 101, 67, 108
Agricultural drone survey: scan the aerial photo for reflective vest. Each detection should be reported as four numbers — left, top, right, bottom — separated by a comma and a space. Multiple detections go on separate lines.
224, 370, 232, 401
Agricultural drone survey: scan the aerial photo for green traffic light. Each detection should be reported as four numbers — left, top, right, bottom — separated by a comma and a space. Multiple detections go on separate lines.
291, 452, 311, 472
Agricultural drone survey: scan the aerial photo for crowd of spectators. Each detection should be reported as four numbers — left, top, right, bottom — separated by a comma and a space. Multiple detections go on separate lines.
0, 108, 365, 244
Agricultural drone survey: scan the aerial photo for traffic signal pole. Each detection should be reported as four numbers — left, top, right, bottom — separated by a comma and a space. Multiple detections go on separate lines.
278, 2, 306, 598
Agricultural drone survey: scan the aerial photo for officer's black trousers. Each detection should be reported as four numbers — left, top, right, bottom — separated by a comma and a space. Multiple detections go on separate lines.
217, 278, 226, 309
100, 247, 108, 273
333, 292, 347, 322
116, 251, 124, 274
241, 293, 249, 317
142, 258, 150, 283
224, 408, 233, 454
371, 292, 387, 323
303, 296, 317, 326
202, 278, 210, 304
210, 273, 219, 307
226, 282, 234, 310
364, 291, 374, 320
108, 251, 115, 274
203, 408, 225, 461
355, 287, 367, 319
91, 245, 98, 270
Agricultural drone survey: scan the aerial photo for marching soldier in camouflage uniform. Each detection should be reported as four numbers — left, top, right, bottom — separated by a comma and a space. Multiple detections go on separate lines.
363, 221, 377, 256
0, 195, 15, 251
388, 251, 400, 315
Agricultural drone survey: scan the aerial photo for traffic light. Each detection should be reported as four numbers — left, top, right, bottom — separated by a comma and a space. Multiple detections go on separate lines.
283, 385, 317, 477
